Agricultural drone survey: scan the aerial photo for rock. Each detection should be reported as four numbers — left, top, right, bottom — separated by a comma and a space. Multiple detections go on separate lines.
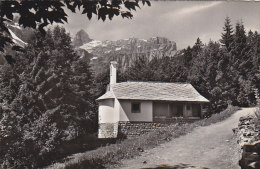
237, 114, 260, 169
72, 29, 92, 47
79, 37, 177, 75
137, 147, 144, 152
165, 137, 171, 141
244, 144, 257, 152
248, 161, 256, 169
233, 128, 238, 133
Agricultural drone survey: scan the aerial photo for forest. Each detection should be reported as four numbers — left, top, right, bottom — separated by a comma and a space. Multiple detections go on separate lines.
96, 17, 260, 113
117, 17, 260, 113
0, 17, 259, 168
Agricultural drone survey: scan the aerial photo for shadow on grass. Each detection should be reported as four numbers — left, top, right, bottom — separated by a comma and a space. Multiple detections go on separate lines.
142, 163, 210, 169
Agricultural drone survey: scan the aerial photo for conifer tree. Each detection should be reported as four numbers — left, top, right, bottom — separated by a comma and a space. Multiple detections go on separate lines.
220, 17, 234, 52
183, 46, 193, 66
125, 55, 155, 81
0, 26, 95, 168
232, 21, 247, 58
193, 37, 203, 52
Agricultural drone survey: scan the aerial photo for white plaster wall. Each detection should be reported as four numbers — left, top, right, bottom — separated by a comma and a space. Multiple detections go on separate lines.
110, 62, 117, 85
119, 100, 153, 122
98, 99, 115, 123
114, 97, 120, 122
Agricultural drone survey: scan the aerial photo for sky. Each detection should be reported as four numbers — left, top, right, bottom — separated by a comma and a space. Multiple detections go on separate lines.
62, 1, 260, 50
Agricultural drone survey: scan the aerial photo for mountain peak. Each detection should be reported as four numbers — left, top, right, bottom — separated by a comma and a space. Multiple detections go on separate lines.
77, 29, 87, 34
72, 29, 92, 47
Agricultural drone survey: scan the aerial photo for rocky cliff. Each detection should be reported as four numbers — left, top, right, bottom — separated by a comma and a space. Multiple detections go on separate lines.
72, 29, 92, 48
79, 37, 177, 74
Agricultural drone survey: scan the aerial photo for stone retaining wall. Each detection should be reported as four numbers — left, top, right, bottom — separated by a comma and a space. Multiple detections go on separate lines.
98, 123, 118, 138
234, 112, 260, 169
118, 122, 167, 138
99, 119, 200, 139
118, 119, 198, 138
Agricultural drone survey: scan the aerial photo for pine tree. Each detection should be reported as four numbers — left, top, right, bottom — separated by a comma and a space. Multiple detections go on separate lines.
125, 55, 155, 81
0, 26, 95, 168
193, 37, 203, 52
220, 17, 234, 52
251, 32, 260, 72
231, 21, 247, 58
183, 46, 193, 66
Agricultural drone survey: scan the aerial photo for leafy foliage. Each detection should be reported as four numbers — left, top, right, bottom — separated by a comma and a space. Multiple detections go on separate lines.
0, 0, 150, 53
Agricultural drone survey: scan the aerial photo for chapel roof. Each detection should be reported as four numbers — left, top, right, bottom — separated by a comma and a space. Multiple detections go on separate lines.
97, 82, 209, 103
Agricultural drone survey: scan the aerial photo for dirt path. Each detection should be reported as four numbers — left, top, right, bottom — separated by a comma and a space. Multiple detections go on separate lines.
118, 107, 256, 169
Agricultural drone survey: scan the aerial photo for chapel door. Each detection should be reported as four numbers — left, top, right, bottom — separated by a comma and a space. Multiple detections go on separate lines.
176, 103, 183, 117
192, 104, 201, 117
170, 103, 181, 117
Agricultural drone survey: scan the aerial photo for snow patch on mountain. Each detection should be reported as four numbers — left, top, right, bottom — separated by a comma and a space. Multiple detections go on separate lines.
80, 40, 103, 53
91, 56, 98, 60
8, 28, 27, 47
78, 37, 177, 75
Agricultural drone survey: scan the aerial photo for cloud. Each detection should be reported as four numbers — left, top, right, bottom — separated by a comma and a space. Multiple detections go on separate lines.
62, 1, 260, 49
175, 1, 222, 16
163, 1, 222, 21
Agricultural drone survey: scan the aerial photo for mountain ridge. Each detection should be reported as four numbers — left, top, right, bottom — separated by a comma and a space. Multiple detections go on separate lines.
77, 35, 177, 74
